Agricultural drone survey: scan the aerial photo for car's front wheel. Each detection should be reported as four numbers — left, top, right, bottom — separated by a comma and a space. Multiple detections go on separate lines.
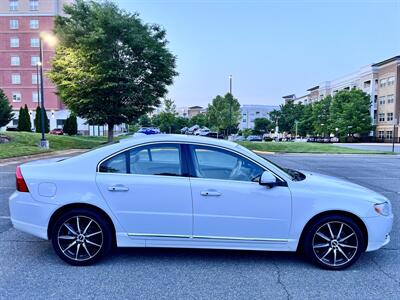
51, 209, 113, 266
303, 215, 365, 270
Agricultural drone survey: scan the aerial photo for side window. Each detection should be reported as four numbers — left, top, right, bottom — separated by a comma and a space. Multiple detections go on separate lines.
129, 144, 182, 176
99, 144, 182, 176
190, 146, 263, 182
99, 152, 127, 173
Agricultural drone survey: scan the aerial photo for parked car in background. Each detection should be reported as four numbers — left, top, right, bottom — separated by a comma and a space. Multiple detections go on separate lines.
49, 128, 64, 135
247, 135, 262, 142
9, 134, 393, 269
180, 127, 188, 134
330, 137, 339, 143
195, 127, 210, 136
204, 132, 224, 139
234, 135, 246, 142
5, 126, 18, 131
187, 125, 200, 135
138, 127, 160, 135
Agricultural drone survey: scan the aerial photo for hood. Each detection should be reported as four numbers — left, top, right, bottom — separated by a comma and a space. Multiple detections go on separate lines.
299, 170, 388, 204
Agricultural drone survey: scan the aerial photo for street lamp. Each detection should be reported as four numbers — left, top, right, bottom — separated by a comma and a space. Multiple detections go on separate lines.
37, 32, 58, 149
228, 75, 233, 137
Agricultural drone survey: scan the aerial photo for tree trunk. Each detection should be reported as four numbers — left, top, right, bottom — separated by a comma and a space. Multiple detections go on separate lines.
107, 123, 114, 143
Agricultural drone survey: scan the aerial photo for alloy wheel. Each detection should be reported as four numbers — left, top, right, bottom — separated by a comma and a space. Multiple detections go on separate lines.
57, 216, 104, 262
312, 221, 358, 267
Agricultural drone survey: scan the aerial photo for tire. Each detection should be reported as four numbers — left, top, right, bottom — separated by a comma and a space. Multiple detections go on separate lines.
303, 214, 365, 270
51, 208, 113, 266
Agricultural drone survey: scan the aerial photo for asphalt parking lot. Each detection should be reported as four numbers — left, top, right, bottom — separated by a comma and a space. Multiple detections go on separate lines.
0, 153, 399, 299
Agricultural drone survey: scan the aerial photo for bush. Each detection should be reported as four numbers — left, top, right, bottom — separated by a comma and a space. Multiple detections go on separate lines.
0, 89, 14, 127
17, 105, 31, 132
63, 114, 78, 135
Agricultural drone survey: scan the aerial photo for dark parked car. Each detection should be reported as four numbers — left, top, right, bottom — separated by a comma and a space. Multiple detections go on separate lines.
138, 127, 160, 135
205, 132, 224, 139
49, 128, 64, 135
246, 135, 262, 142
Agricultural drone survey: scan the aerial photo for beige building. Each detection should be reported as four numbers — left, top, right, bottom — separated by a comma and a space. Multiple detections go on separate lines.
284, 55, 400, 140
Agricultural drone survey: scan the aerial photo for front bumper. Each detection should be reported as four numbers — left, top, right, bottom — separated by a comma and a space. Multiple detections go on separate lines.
9, 191, 56, 240
362, 214, 393, 252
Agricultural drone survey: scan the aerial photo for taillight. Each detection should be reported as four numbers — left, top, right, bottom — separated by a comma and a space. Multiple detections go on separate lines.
16, 166, 29, 192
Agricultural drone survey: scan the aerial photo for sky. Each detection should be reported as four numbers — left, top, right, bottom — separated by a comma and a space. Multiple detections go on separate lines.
114, 0, 400, 107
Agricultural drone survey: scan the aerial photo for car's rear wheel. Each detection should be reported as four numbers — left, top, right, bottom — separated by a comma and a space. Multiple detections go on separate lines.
303, 215, 365, 270
51, 209, 112, 266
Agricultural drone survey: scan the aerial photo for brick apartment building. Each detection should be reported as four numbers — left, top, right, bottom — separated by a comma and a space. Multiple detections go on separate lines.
0, 0, 126, 135
284, 55, 400, 141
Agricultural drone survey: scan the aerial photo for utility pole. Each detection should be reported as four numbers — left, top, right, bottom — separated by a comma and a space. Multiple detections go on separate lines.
38, 37, 48, 148
228, 75, 232, 137
392, 118, 397, 153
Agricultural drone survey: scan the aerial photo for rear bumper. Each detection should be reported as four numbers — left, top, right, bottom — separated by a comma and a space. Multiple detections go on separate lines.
362, 214, 393, 252
9, 191, 56, 240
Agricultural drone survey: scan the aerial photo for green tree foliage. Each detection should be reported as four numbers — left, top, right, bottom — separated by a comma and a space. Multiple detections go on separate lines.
272, 100, 304, 133
253, 118, 272, 134
189, 113, 209, 128
17, 105, 31, 132
0, 89, 14, 127
138, 115, 152, 127
207, 93, 240, 134
63, 114, 78, 135
48, 0, 177, 142
34, 106, 50, 133
298, 104, 314, 136
158, 98, 177, 133
311, 96, 331, 136
241, 128, 252, 138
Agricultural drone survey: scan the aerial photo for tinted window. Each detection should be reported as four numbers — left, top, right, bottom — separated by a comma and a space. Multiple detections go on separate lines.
99, 144, 182, 176
129, 144, 181, 176
190, 146, 263, 182
99, 152, 127, 173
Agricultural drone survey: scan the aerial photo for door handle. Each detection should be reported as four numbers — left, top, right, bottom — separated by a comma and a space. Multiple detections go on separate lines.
201, 190, 221, 196
108, 185, 129, 192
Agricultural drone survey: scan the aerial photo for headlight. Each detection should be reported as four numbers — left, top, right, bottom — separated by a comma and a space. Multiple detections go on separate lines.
374, 202, 391, 216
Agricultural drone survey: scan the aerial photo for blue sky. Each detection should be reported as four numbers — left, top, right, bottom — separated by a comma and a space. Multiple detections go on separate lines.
114, 0, 400, 107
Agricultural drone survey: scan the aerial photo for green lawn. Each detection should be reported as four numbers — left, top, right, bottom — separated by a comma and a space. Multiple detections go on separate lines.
238, 141, 392, 154
0, 132, 118, 159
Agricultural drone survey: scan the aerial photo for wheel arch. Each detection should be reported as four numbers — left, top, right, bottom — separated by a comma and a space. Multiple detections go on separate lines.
297, 210, 368, 252
47, 203, 116, 246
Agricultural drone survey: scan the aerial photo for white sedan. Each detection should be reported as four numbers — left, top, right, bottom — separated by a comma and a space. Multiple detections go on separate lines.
9, 135, 393, 269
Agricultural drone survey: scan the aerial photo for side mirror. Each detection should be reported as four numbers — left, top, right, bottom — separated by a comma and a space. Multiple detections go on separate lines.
259, 171, 277, 187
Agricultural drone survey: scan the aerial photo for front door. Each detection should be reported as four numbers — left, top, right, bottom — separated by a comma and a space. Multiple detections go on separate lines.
188, 145, 292, 241
96, 143, 192, 238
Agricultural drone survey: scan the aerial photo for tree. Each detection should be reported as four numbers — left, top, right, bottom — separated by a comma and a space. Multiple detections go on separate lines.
63, 114, 78, 135
298, 104, 314, 136
189, 113, 209, 128
48, 0, 177, 142
253, 118, 272, 134
34, 106, 50, 133
272, 100, 304, 134
330, 90, 372, 136
17, 105, 31, 132
138, 115, 152, 127
0, 89, 14, 128
158, 98, 177, 133
312, 96, 331, 136
207, 93, 240, 134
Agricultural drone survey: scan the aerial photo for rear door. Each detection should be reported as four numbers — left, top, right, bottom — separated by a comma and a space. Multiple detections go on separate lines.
96, 143, 192, 238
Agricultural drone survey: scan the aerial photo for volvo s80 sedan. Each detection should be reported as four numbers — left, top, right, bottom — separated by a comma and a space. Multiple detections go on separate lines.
9, 135, 393, 269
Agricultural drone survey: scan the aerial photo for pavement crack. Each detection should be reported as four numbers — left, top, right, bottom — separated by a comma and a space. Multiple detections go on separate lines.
273, 261, 291, 299
371, 257, 400, 285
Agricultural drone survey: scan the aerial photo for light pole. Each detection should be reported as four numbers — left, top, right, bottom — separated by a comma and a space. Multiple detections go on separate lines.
228, 75, 232, 137
37, 32, 58, 149
392, 118, 398, 153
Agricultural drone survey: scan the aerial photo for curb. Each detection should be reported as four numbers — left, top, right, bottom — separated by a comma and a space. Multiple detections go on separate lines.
0, 149, 88, 166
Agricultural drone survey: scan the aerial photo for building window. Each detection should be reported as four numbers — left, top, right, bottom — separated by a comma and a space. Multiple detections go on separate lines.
378, 131, 384, 139
32, 91, 40, 102
10, 37, 19, 48
387, 95, 395, 104
56, 119, 65, 127
9, 0, 18, 11
12, 92, 21, 102
387, 113, 394, 122
11, 56, 20, 66
9, 19, 19, 29
386, 131, 393, 139
11, 74, 21, 85
31, 73, 40, 84
29, 0, 38, 11
380, 78, 387, 88
379, 96, 386, 105
378, 113, 385, 122
387, 76, 395, 86
30, 38, 39, 48
30, 19, 39, 29
31, 56, 40, 66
